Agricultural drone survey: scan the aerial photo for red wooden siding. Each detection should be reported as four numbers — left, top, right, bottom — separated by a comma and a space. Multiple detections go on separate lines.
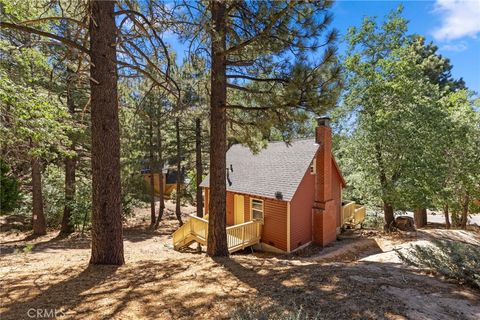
291, 156, 344, 250
290, 169, 314, 251
261, 197, 288, 251
227, 191, 288, 251
202, 153, 342, 252
204, 188, 288, 251
332, 158, 343, 228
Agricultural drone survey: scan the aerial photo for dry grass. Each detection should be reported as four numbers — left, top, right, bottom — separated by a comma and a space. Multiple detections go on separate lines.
1, 202, 480, 320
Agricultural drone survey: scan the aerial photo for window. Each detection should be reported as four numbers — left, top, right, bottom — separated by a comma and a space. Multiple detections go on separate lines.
251, 199, 264, 221
310, 158, 316, 175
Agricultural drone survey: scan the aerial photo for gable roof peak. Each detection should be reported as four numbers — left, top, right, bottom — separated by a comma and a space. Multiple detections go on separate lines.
201, 138, 319, 200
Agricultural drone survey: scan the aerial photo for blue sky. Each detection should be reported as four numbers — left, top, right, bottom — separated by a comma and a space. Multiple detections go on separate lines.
331, 0, 480, 93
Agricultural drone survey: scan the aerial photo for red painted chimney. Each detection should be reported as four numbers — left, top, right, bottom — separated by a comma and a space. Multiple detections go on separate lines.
315, 116, 333, 205
312, 116, 334, 245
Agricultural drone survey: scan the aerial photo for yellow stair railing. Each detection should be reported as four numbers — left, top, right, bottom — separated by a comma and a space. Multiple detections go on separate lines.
172, 214, 261, 253
172, 215, 208, 250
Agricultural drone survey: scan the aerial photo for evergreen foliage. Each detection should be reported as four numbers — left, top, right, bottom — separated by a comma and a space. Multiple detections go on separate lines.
0, 160, 21, 214
335, 6, 480, 228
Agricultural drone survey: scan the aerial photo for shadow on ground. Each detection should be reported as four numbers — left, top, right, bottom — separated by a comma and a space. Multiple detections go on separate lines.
1, 246, 479, 319
2, 207, 480, 319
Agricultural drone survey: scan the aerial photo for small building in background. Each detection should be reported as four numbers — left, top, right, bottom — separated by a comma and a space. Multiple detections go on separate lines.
141, 165, 185, 199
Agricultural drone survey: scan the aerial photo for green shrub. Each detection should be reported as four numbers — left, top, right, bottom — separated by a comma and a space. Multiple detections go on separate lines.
169, 187, 191, 206
0, 160, 21, 214
229, 305, 323, 320
14, 243, 34, 254
362, 212, 384, 229
398, 239, 480, 290
122, 192, 143, 217
70, 181, 92, 231
450, 211, 462, 228
43, 164, 94, 231
42, 164, 65, 227
170, 188, 176, 203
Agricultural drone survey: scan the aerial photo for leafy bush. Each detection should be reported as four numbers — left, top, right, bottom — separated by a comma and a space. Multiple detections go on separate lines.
450, 211, 462, 228
14, 243, 34, 254
169, 188, 177, 203
42, 164, 65, 227
121, 168, 149, 217
169, 187, 192, 206
398, 239, 480, 289
362, 212, 384, 229
0, 160, 21, 214
122, 192, 143, 217
70, 180, 92, 231
229, 305, 323, 320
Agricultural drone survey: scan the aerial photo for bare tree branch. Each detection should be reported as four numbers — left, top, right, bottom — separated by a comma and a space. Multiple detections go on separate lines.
227, 74, 288, 83
223, 2, 293, 55
226, 104, 270, 111
227, 83, 271, 94
0, 22, 90, 55
20, 17, 88, 29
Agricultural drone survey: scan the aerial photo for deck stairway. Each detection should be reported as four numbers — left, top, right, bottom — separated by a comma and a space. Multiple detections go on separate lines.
172, 214, 262, 253
341, 201, 366, 228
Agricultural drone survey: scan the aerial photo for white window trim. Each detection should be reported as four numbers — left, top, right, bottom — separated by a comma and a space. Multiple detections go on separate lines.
250, 198, 264, 222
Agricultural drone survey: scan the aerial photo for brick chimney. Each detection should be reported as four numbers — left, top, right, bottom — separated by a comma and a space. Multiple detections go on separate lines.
314, 116, 332, 205
312, 116, 334, 245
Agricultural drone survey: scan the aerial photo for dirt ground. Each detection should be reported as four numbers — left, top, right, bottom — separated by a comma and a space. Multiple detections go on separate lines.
1, 202, 479, 320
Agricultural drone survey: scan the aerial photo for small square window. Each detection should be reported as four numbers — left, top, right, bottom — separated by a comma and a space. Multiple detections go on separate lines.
251, 199, 264, 221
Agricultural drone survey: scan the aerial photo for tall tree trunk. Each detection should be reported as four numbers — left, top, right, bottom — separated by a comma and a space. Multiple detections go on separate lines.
148, 116, 156, 228
195, 118, 203, 218
89, 0, 124, 265
444, 204, 451, 229
155, 126, 165, 228
383, 201, 395, 232
60, 66, 76, 235
175, 117, 183, 225
376, 144, 396, 231
31, 154, 46, 236
414, 208, 427, 229
461, 193, 469, 230
207, 0, 229, 257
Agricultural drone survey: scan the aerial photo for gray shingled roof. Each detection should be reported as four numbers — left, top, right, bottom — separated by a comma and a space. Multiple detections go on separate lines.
200, 138, 319, 201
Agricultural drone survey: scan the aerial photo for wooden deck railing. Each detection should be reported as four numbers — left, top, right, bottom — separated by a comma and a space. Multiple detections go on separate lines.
172, 214, 261, 253
226, 220, 261, 253
341, 201, 366, 227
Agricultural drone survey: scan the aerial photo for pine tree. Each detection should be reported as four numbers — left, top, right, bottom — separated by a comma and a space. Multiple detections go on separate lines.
337, 7, 475, 230
176, 0, 342, 256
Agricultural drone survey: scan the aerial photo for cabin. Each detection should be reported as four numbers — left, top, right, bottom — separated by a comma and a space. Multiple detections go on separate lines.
142, 166, 185, 199
173, 117, 364, 253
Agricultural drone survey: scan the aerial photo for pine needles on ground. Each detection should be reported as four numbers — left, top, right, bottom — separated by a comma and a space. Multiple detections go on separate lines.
229, 305, 324, 320
398, 239, 480, 290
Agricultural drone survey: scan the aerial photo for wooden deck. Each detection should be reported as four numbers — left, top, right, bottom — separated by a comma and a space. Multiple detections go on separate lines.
172, 214, 261, 253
